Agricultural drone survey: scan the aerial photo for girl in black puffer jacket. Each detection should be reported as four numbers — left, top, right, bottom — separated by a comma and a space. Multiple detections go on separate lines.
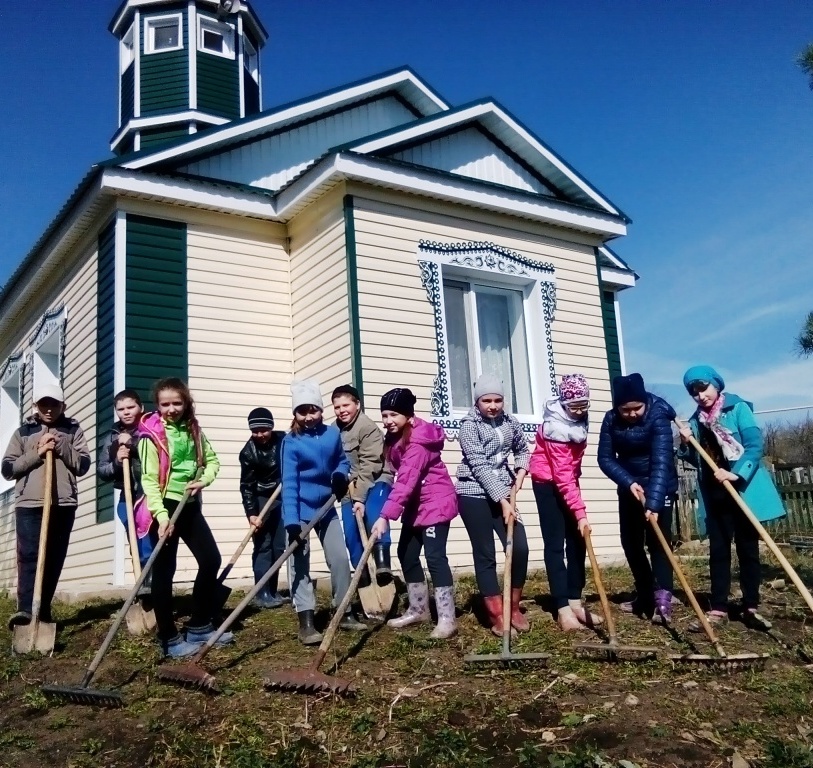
597, 373, 678, 624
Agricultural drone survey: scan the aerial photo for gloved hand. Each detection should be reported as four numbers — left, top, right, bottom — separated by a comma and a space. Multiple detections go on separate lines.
331, 473, 349, 500
286, 523, 305, 544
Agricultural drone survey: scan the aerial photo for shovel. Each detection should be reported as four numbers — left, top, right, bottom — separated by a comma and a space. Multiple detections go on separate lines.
13, 449, 57, 656
211, 485, 282, 614
354, 505, 395, 621
122, 456, 156, 636
41, 473, 202, 707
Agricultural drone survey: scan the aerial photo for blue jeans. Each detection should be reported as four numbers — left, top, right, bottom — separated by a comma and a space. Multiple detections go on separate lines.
116, 497, 155, 567
341, 481, 392, 567
252, 496, 286, 594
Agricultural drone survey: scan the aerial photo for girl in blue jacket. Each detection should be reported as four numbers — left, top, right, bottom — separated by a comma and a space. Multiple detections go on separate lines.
678, 365, 785, 632
282, 379, 365, 645
598, 372, 678, 624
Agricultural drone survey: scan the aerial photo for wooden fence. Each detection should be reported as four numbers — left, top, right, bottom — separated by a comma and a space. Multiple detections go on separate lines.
675, 463, 813, 543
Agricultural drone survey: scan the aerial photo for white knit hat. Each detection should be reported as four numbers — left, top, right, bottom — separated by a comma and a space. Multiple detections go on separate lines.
291, 379, 323, 412
34, 383, 65, 403
473, 373, 504, 401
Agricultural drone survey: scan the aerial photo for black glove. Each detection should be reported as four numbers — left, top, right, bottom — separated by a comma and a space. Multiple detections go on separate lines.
331, 473, 349, 500
286, 523, 304, 544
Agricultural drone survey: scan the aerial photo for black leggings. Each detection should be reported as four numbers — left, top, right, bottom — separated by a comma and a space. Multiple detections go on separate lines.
533, 482, 585, 610
152, 497, 222, 640
458, 495, 528, 596
397, 521, 453, 588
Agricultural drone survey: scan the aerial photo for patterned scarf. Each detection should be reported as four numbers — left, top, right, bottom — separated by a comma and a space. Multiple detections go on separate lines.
697, 393, 744, 463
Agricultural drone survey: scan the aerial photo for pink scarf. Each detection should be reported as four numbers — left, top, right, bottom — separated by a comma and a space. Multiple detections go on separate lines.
697, 393, 744, 463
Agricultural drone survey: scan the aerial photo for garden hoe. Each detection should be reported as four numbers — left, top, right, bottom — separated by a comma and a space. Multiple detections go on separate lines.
647, 512, 767, 671
211, 485, 282, 613
573, 528, 660, 662
156, 493, 335, 692
41, 474, 202, 707
13, 449, 57, 656
354, 504, 395, 621
465, 498, 550, 669
123, 456, 156, 636
677, 418, 813, 620
263, 530, 379, 696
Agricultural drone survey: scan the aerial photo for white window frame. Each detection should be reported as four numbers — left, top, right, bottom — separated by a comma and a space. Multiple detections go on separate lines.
198, 15, 235, 59
120, 23, 135, 73
0, 355, 24, 495
418, 241, 557, 437
242, 33, 258, 81
30, 306, 67, 405
144, 13, 184, 55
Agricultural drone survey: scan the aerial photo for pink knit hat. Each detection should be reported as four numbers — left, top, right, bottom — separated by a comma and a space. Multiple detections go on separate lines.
558, 374, 590, 404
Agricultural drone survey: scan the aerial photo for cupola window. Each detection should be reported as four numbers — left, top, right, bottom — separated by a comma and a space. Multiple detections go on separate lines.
243, 35, 259, 82
198, 16, 235, 59
120, 24, 135, 73
144, 14, 183, 54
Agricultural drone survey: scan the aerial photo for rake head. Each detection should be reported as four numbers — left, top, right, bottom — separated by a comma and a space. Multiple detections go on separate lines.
41, 683, 124, 708
263, 669, 356, 696
667, 652, 769, 672
573, 640, 659, 662
156, 662, 219, 693
463, 651, 550, 669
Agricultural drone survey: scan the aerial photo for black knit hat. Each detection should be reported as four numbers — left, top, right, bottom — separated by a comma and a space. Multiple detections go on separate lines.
380, 388, 417, 416
247, 407, 275, 430
332, 384, 360, 402
612, 373, 647, 407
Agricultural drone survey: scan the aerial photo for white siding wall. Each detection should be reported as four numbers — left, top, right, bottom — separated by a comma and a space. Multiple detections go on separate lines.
351, 196, 623, 573
0, 246, 114, 590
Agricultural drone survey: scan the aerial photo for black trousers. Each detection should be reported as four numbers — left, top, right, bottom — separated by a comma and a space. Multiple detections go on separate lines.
251, 496, 286, 593
618, 491, 674, 606
16, 505, 76, 618
533, 481, 586, 610
458, 495, 528, 596
397, 521, 453, 588
152, 497, 221, 640
704, 489, 761, 611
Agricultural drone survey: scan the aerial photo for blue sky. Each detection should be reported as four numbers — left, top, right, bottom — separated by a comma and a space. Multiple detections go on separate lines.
1, 1, 812, 422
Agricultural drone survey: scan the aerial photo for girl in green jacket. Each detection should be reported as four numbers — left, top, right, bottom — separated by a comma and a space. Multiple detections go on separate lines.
138, 378, 226, 658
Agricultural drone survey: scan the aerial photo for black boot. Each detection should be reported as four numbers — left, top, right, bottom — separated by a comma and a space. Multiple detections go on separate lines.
374, 543, 393, 587
358, 565, 372, 589
137, 569, 152, 600
297, 610, 323, 645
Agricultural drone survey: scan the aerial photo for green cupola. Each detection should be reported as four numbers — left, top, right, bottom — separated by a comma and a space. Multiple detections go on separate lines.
109, 0, 268, 155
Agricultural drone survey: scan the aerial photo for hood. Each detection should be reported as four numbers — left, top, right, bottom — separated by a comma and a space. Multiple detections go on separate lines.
409, 417, 446, 451
542, 398, 589, 443
647, 394, 677, 422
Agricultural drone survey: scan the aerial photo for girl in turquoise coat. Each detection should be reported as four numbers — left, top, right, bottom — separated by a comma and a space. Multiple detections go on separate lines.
677, 365, 785, 632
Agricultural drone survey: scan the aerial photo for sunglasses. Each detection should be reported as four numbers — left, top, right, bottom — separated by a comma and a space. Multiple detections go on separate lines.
688, 380, 711, 395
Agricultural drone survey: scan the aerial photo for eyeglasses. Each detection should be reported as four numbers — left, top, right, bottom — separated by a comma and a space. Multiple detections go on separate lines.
565, 402, 590, 414
688, 380, 711, 396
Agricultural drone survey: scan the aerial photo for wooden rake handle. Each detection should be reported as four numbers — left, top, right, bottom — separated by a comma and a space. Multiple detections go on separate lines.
676, 418, 813, 617
122, 456, 141, 580
646, 513, 727, 657
311, 529, 378, 671
500, 488, 517, 654
32, 449, 55, 622
583, 528, 617, 643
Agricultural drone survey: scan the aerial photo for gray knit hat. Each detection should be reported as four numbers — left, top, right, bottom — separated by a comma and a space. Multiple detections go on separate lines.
291, 379, 323, 412
473, 373, 504, 401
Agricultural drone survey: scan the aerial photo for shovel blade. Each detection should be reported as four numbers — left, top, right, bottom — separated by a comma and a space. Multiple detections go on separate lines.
13, 621, 56, 656
125, 605, 156, 636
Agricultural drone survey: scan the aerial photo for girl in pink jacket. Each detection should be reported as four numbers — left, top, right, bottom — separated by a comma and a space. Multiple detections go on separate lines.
371, 388, 459, 639
530, 374, 602, 632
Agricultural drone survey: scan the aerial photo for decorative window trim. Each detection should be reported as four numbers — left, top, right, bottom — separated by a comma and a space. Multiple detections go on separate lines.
0, 353, 25, 496
418, 240, 557, 439
30, 305, 68, 395
144, 13, 184, 55
198, 15, 236, 59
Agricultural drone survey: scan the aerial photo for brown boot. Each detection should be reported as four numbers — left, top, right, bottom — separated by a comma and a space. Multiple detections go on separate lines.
510, 588, 530, 632
482, 595, 504, 637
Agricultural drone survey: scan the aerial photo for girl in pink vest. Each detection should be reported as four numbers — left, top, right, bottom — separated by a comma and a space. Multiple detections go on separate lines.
371, 388, 459, 639
137, 378, 223, 658
530, 374, 602, 631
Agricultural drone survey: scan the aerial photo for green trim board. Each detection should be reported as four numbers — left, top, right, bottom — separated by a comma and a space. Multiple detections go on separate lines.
197, 51, 240, 119
139, 8, 189, 116
343, 195, 364, 403
600, 288, 622, 382
125, 215, 188, 407
95, 220, 116, 524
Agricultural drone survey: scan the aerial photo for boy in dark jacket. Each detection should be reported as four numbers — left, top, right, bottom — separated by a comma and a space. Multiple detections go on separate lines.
97, 389, 152, 593
239, 408, 287, 609
597, 373, 678, 624
2, 384, 91, 629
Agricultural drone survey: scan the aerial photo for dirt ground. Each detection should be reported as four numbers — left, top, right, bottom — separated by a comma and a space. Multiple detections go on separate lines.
2, 554, 813, 768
